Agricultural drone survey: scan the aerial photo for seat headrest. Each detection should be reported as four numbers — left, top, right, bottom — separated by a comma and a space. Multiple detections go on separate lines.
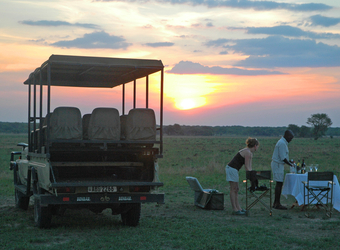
49, 107, 82, 140
186, 176, 204, 192
88, 107, 120, 140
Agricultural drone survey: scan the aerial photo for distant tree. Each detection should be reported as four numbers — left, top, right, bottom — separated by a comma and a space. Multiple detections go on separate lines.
299, 125, 311, 138
287, 124, 300, 137
306, 113, 332, 140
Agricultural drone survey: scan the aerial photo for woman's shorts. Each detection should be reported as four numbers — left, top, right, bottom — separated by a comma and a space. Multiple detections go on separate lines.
226, 165, 239, 182
271, 161, 284, 182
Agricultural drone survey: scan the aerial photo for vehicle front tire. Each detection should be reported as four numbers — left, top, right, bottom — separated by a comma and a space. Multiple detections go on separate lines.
121, 203, 141, 227
34, 197, 52, 229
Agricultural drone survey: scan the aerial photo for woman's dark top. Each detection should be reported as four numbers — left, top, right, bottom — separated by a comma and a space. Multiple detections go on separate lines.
228, 152, 245, 171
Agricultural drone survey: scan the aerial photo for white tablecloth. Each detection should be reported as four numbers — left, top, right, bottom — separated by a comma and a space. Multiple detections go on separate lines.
282, 173, 340, 212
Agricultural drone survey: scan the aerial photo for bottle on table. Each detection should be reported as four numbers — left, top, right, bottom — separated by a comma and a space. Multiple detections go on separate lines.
296, 159, 301, 174
301, 159, 306, 174
290, 159, 297, 174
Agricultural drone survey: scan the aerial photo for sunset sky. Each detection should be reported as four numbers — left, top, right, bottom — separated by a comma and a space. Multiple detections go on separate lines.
1, 0, 340, 127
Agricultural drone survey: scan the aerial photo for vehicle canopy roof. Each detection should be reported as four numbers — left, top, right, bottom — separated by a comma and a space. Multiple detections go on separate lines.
24, 55, 164, 88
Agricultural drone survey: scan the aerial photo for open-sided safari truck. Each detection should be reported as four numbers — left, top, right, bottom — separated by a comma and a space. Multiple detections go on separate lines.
9, 55, 165, 228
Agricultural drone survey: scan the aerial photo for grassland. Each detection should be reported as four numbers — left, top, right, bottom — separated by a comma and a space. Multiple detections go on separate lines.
1, 134, 340, 250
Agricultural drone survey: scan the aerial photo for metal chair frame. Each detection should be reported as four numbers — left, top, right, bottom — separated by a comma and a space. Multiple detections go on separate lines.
302, 171, 334, 218
244, 170, 272, 216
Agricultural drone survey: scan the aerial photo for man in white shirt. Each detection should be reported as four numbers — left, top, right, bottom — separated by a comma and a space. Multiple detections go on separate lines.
271, 130, 294, 210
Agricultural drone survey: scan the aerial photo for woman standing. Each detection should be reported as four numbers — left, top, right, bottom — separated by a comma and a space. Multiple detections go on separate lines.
226, 138, 259, 215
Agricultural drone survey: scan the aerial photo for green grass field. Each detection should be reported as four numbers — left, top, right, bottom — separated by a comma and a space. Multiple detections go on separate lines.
1, 134, 340, 249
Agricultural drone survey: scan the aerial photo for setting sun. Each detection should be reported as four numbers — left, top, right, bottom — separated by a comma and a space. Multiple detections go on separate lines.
175, 97, 207, 110
164, 74, 221, 110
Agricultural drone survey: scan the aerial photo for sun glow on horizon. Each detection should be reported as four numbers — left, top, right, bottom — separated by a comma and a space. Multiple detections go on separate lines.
164, 73, 221, 110
175, 97, 207, 110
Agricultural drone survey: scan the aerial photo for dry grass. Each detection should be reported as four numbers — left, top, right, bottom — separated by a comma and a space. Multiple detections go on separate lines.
1, 134, 340, 249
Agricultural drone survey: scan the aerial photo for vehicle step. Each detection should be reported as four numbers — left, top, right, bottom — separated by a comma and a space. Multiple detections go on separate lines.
15, 184, 29, 195
51, 162, 143, 167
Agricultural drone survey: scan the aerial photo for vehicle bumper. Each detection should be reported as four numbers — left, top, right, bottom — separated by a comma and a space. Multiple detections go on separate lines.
34, 193, 165, 206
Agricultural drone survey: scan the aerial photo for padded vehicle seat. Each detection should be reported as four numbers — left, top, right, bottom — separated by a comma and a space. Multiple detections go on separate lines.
88, 108, 120, 140
82, 114, 91, 140
125, 108, 156, 141
120, 115, 128, 140
49, 107, 82, 140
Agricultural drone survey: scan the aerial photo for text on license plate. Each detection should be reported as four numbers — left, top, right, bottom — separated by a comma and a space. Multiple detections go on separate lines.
88, 186, 117, 193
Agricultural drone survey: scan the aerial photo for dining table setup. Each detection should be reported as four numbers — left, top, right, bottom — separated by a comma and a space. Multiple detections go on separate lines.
282, 170, 340, 212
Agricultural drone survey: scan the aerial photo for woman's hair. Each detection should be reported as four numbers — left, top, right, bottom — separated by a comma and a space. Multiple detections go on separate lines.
246, 137, 259, 148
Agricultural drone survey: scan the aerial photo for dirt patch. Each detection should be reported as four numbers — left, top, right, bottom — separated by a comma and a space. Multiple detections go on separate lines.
0, 196, 14, 208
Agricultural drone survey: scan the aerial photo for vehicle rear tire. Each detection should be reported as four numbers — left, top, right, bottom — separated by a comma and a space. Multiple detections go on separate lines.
90, 206, 105, 214
15, 189, 29, 210
34, 197, 52, 228
51, 205, 66, 216
121, 203, 141, 227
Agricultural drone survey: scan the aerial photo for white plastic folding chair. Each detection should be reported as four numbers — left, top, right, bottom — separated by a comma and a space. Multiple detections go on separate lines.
186, 176, 214, 208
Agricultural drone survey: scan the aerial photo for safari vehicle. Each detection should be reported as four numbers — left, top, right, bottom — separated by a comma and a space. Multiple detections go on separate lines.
10, 55, 165, 228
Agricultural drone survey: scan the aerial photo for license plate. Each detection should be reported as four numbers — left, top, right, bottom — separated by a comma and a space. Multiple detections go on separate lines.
88, 186, 117, 193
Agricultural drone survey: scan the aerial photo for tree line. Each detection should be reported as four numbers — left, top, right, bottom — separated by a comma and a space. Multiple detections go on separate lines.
164, 124, 340, 137
165, 113, 337, 139
1, 113, 337, 138
0, 122, 27, 134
